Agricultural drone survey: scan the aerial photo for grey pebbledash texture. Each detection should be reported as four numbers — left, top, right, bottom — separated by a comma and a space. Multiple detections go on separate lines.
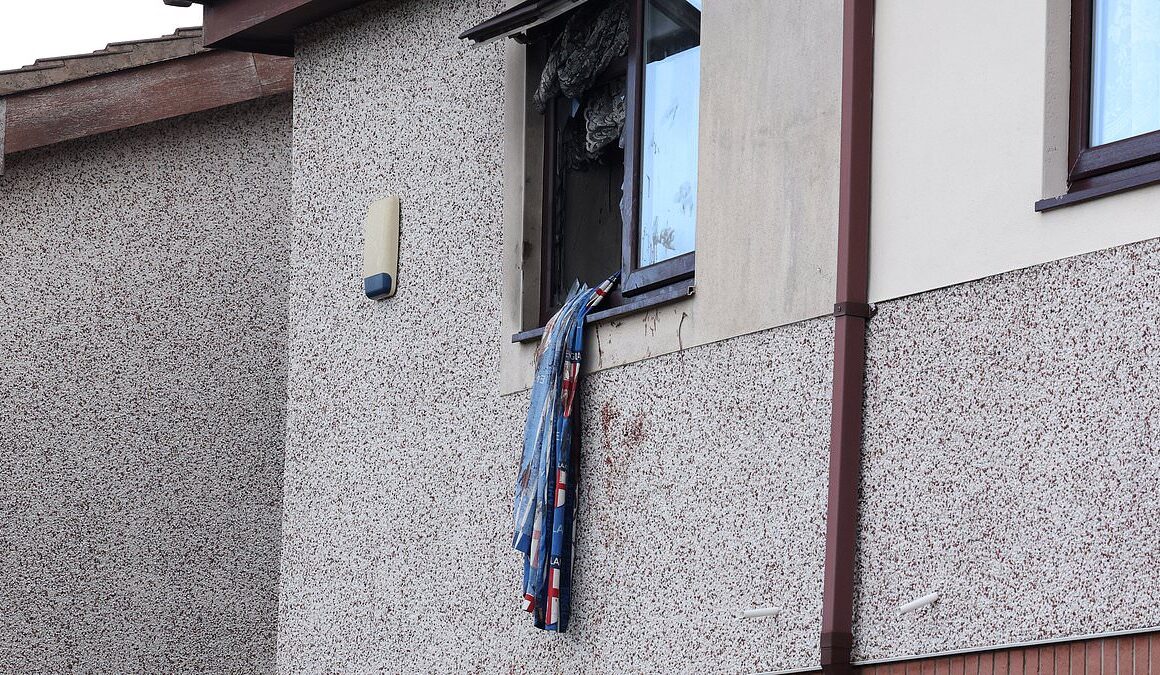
0, 96, 292, 673
280, 0, 832, 672
854, 237, 1160, 659
1, 98, 6, 175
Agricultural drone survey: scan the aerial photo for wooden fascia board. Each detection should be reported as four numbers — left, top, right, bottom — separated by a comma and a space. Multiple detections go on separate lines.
203, 0, 372, 56
2, 50, 292, 155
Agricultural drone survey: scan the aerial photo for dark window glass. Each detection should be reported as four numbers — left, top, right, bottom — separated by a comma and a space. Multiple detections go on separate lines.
548, 95, 626, 311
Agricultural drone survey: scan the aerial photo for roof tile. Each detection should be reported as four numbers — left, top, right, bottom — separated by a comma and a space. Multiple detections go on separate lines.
0, 27, 205, 97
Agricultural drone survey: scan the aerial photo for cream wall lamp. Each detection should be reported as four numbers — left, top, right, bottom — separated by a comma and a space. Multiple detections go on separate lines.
363, 195, 401, 300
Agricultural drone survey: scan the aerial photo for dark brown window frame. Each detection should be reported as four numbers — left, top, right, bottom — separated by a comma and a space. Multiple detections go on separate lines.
619, 0, 696, 298
1036, 0, 1160, 211
520, 0, 699, 340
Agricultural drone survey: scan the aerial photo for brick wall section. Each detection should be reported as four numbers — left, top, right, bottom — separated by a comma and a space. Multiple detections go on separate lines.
858, 633, 1160, 675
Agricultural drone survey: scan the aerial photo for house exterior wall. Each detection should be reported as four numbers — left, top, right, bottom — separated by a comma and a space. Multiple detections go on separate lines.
0, 95, 291, 673
279, 0, 1159, 671
0, 0, 1153, 670
855, 237, 1160, 660
280, 1, 834, 672
862, 0, 1160, 651
689, 0, 842, 346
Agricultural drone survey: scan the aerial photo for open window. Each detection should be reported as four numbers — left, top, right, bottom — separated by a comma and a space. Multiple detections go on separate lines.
1039, 0, 1160, 210
463, 0, 702, 333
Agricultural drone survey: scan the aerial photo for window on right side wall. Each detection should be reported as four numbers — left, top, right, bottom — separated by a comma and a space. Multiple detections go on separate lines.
1060, 0, 1160, 204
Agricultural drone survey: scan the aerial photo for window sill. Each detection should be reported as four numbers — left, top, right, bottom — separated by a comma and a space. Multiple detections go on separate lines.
512, 280, 695, 343
1035, 162, 1160, 212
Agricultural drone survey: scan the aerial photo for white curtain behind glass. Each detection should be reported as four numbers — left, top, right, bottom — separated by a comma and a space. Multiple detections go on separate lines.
1091, 0, 1160, 145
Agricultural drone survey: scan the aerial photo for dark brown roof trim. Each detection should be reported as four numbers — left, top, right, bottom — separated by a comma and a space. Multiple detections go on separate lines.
201, 0, 372, 56
2, 49, 292, 157
459, 0, 595, 44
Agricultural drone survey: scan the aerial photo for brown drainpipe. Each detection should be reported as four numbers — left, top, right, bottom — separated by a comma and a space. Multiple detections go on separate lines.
821, 1, 876, 674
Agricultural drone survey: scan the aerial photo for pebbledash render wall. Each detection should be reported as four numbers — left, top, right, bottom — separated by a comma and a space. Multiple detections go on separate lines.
281, 0, 832, 672
280, 1, 1158, 674
855, 0, 1160, 658
0, 95, 291, 672
855, 237, 1160, 659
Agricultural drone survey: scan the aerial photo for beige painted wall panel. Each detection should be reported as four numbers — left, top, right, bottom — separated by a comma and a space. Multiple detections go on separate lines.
500, 43, 532, 395
694, 0, 842, 346
502, 297, 694, 395
869, 0, 1160, 303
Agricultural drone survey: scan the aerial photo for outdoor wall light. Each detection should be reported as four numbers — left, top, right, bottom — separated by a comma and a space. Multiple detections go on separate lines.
898, 592, 940, 615
734, 607, 782, 619
363, 195, 401, 300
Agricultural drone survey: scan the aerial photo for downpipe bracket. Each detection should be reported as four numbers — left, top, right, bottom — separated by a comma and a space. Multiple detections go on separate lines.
833, 302, 877, 320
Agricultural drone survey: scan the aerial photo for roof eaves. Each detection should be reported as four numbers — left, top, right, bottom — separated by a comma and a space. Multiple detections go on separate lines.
0, 26, 293, 162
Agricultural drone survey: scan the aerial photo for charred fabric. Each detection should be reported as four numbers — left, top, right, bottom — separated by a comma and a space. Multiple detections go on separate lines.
535, 0, 630, 170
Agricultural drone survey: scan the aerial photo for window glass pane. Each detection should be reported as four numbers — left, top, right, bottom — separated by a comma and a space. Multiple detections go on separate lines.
638, 0, 701, 268
1091, 0, 1160, 146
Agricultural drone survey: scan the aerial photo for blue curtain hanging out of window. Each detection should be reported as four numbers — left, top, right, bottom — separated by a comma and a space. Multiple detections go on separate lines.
512, 272, 618, 631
